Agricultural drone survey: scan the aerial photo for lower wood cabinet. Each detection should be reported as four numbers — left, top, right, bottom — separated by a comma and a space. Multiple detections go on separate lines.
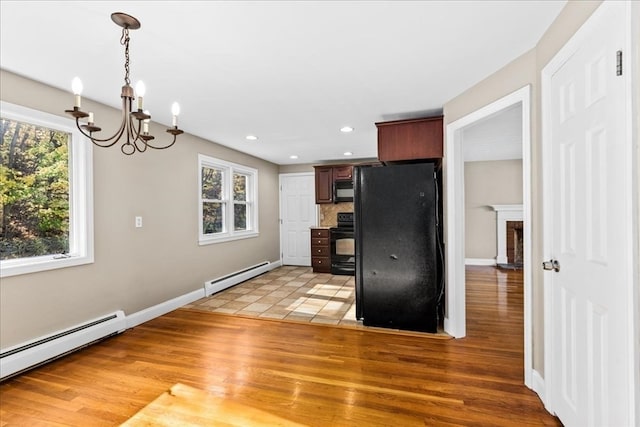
310, 228, 331, 273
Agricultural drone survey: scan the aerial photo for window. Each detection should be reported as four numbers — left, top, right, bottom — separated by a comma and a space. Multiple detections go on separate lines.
198, 154, 258, 244
0, 101, 93, 277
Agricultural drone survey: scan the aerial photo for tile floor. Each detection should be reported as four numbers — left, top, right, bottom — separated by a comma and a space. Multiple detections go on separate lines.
185, 266, 361, 327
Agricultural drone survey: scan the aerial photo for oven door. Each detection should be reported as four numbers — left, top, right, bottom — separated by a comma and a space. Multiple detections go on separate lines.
330, 228, 355, 275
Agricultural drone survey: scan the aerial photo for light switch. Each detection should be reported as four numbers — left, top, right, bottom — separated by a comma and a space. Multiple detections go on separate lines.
135, 216, 143, 228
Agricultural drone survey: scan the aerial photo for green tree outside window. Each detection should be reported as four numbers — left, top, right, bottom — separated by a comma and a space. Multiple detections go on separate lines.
0, 118, 70, 260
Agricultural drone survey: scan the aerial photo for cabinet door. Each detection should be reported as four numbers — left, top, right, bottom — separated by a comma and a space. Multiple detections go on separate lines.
314, 167, 333, 204
377, 116, 443, 162
333, 165, 353, 181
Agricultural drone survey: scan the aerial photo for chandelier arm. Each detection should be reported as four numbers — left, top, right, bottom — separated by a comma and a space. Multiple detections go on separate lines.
144, 133, 179, 150
134, 137, 149, 153
74, 117, 123, 148
131, 115, 147, 145
80, 99, 130, 146
130, 117, 149, 153
120, 110, 138, 155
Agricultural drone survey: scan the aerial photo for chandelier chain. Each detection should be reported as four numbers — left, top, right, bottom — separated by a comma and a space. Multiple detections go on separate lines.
121, 27, 131, 86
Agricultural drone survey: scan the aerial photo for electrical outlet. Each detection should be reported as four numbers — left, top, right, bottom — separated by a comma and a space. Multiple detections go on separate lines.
135, 216, 143, 228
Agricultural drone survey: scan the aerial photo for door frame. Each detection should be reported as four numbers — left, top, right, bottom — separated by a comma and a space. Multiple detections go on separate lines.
444, 85, 533, 384
541, 1, 638, 421
278, 172, 317, 266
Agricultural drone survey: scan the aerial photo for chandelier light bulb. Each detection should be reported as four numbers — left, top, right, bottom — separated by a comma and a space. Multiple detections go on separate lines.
72, 77, 83, 108
72, 77, 83, 95
135, 81, 146, 97
171, 102, 181, 116
171, 102, 180, 127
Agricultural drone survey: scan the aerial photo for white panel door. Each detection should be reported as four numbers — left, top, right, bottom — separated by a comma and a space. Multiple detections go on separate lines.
280, 174, 316, 266
544, 3, 632, 426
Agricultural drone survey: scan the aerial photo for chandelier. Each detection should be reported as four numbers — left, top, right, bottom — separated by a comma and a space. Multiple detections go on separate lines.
65, 12, 183, 155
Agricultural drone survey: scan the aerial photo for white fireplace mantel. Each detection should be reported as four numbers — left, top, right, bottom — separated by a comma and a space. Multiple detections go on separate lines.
490, 204, 523, 265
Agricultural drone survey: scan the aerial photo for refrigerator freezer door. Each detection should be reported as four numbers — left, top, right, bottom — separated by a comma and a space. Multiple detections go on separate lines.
355, 163, 439, 332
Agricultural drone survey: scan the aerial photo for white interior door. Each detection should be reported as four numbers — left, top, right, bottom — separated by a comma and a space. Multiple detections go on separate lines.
543, 3, 633, 426
279, 173, 316, 266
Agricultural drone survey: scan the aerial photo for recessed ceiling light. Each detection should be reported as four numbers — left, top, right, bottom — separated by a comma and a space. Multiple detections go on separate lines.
340, 126, 354, 133
246, 135, 258, 141
343, 151, 353, 156
289, 155, 299, 159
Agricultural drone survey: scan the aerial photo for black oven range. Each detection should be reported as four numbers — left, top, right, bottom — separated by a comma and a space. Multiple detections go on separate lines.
330, 212, 355, 276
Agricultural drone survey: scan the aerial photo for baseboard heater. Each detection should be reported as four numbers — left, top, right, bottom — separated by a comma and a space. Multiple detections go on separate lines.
0, 310, 126, 381
204, 261, 276, 297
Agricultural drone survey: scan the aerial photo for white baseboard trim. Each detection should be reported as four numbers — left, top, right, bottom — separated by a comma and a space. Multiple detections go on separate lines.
465, 258, 497, 266
126, 288, 205, 329
204, 260, 281, 296
125, 261, 283, 329
531, 369, 549, 410
0, 311, 126, 380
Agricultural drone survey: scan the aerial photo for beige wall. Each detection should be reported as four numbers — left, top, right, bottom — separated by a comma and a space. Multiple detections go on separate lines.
278, 163, 314, 174
464, 160, 523, 260
444, 0, 604, 375
0, 70, 281, 348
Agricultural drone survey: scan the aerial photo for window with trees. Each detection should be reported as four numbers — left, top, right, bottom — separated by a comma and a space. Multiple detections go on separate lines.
0, 101, 93, 277
198, 154, 258, 244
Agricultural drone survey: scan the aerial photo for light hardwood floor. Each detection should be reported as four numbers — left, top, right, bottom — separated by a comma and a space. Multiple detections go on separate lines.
0, 266, 561, 426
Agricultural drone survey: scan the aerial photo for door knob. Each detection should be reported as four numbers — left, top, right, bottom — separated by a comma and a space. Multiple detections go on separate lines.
542, 259, 560, 272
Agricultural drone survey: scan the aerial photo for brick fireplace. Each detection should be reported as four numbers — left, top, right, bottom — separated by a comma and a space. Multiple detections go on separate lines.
490, 204, 523, 269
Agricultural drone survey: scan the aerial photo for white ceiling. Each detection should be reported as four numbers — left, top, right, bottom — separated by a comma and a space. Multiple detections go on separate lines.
0, 1, 565, 165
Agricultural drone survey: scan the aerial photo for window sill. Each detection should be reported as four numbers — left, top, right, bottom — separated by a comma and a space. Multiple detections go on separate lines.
199, 231, 259, 246
0, 253, 94, 278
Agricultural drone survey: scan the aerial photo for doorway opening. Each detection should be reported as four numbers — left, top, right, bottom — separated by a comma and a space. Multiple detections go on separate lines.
444, 85, 533, 387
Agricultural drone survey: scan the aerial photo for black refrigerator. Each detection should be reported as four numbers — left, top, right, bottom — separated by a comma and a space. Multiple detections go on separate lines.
354, 162, 443, 333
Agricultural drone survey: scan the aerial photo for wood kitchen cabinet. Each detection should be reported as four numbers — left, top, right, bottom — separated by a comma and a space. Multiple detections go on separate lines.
332, 165, 353, 181
314, 166, 333, 204
313, 164, 353, 204
310, 228, 331, 273
376, 116, 443, 162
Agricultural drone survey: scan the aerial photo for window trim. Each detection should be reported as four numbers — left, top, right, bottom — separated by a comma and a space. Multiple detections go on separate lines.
0, 101, 94, 278
198, 154, 258, 245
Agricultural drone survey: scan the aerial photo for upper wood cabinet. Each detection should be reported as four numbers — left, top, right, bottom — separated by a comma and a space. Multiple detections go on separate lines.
332, 165, 353, 181
376, 116, 444, 162
313, 164, 354, 204
314, 166, 334, 204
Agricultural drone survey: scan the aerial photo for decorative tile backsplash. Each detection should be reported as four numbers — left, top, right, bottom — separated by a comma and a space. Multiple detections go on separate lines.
319, 202, 354, 227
